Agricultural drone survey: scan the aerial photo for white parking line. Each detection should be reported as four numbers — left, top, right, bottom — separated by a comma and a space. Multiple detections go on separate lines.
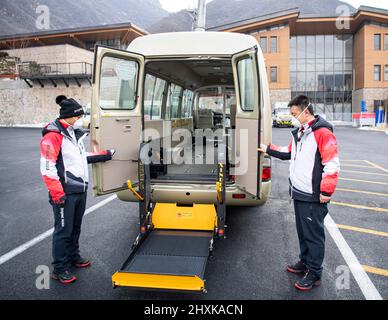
0, 194, 117, 266
325, 214, 383, 300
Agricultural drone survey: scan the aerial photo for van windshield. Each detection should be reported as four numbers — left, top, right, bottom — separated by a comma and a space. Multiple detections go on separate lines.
198, 87, 235, 114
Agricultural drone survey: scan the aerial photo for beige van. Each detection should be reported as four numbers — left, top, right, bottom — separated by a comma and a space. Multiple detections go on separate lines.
90, 31, 272, 206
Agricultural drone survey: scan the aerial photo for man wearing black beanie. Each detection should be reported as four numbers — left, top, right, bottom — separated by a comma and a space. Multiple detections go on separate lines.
39, 95, 115, 284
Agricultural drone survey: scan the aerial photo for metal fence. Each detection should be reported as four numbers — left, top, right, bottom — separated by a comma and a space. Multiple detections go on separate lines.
18, 62, 92, 78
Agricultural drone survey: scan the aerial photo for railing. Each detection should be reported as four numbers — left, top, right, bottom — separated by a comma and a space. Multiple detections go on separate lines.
18, 62, 92, 78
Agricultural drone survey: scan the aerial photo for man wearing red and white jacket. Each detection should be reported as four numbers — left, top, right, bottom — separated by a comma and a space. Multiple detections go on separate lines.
258, 95, 340, 291
40, 95, 114, 284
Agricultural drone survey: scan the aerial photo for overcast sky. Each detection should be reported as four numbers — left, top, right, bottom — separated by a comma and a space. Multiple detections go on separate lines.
159, 0, 388, 13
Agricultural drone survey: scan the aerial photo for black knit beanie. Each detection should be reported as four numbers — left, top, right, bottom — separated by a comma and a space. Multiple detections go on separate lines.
56, 95, 85, 119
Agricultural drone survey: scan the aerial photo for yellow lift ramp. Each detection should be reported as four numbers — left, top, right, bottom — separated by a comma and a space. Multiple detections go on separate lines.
112, 143, 227, 293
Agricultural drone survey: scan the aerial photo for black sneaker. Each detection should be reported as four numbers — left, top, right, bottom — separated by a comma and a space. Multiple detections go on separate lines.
286, 260, 308, 274
294, 270, 321, 291
71, 257, 91, 268
51, 270, 77, 284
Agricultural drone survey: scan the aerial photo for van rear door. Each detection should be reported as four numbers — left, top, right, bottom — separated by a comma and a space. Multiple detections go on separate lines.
91, 45, 144, 195
231, 46, 261, 198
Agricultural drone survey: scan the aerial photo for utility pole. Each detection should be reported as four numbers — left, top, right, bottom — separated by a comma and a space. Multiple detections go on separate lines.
193, 0, 206, 32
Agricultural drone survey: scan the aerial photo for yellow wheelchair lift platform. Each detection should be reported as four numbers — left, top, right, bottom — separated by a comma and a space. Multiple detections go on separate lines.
111, 143, 227, 293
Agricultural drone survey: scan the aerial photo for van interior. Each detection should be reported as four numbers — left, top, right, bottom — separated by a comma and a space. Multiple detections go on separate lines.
143, 59, 236, 183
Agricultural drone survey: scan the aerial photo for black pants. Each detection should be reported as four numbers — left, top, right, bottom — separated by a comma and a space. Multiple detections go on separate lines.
293, 199, 329, 277
51, 192, 87, 272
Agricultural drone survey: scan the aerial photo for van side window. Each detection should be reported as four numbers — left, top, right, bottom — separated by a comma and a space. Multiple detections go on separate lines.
166, 83, 182, 119
99, 56, 138, 109
237, 57, 255, 111
144, 74, 166, 120
182, 89, 193, 118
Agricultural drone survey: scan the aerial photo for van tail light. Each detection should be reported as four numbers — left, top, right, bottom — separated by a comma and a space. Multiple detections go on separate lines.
232, 193, 246, 199
262, 156, 271, 182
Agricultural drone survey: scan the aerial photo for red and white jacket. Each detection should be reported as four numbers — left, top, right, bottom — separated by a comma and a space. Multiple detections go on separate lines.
40, 119, 111, 203
266, 115, 340, 202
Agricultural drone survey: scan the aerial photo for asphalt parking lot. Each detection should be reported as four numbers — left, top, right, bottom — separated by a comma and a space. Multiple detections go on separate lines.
0, 126, 387, 300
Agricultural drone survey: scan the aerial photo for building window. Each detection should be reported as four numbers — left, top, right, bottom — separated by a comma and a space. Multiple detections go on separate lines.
260, 37, 267, 53
270, 36, 278, 53
374, 65, 381, 81
385, 65, 388, 81
385, 34, 388, 51
289, 34, 353, 122
270, 66, 277, 82
374, 34, 381, 50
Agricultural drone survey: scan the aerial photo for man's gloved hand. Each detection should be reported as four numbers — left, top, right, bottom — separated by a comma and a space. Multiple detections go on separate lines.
52, 195, 66, 208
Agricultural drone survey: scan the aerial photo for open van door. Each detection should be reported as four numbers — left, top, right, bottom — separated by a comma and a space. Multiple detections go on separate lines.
91, 45, 145, 195
232, 46, 261, 199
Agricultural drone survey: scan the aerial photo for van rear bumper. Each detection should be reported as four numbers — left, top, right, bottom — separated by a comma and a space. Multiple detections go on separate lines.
116, 181, 271, 206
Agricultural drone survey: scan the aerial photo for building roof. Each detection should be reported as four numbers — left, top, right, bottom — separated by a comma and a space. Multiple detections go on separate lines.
0, 22, 147, 50
207, 8, 300, 31
212, 5, 388, 35
357, 5, 388, 16
127, 31, 258, 56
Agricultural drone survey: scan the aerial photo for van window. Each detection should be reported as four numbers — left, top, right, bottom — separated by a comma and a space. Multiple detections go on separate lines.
237, 58, 255, 111
166, 83, 182, 119
198, 87, 223, 113
144, 74, 166, 120
99, 56, 138, 109
225, 88, 236, 115
182, 89, 193, 118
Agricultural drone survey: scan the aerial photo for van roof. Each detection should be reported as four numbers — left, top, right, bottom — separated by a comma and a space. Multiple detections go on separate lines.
127, 31, 258, 57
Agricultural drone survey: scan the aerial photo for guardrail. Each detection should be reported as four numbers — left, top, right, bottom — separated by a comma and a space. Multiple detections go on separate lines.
18, 62, 92, 78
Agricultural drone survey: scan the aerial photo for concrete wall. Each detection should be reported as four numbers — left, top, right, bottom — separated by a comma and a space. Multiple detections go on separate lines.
353, 87, 388, 113
0, 44, 93, 125
2, 44, 93, 65
0, 79, 91, 125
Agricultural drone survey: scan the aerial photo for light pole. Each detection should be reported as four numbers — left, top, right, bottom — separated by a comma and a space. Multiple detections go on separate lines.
193, 0, 206, 32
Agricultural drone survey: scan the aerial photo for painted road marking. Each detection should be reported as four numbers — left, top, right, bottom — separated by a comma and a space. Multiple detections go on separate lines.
336, 188, 388, 198
331, 201, 388, 213
0, 195, 117, 266
341, 164, 377, 169
363, 160, 388, 174
341, 169, 388, 177
339, 177, 388, 186
337, 224, 388, 237
325, 214, 382, 300
362, 265, 388, 277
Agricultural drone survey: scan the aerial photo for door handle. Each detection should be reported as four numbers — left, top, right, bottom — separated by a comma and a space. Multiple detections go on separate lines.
115, 118, 130, 122
123, 125, 132, 132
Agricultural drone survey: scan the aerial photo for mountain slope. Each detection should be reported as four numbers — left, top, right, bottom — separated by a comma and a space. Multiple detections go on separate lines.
0, 0, 169, 37
149, 0, 357, 33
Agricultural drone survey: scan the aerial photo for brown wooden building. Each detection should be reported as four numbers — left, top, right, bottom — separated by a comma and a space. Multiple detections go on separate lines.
209, 6, 388, 122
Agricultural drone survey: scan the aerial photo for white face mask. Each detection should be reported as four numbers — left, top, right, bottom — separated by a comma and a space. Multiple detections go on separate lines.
291, 117, 301, 128
291, 105, 309, 128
